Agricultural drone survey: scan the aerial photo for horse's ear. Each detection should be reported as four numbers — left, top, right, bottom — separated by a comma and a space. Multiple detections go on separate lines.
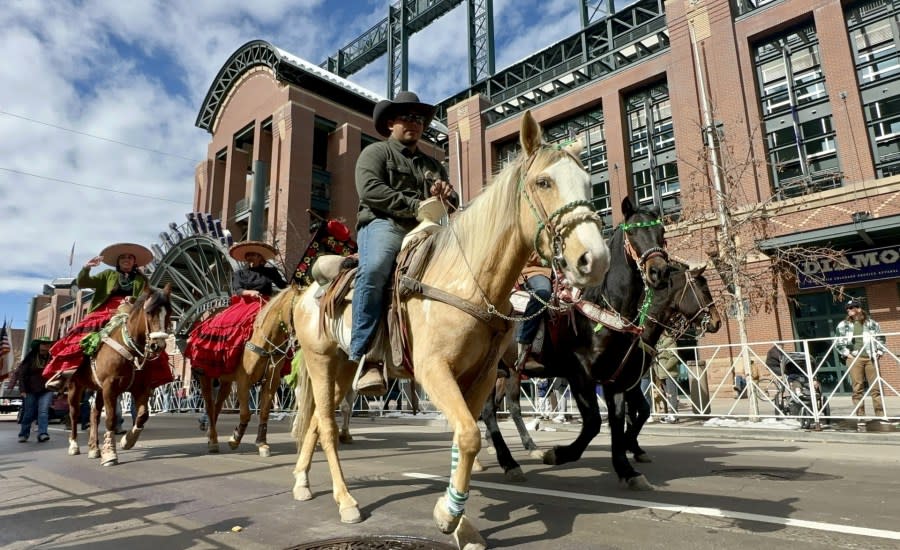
621, 196, 636, 219
520, 110, 542, 157
564, 140, 583, 160
163, 283, 172, 296
691, 265, 707, 277
142, 285, 152, 296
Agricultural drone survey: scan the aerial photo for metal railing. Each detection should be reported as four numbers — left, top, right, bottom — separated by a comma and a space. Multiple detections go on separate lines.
127, 335, 898, 430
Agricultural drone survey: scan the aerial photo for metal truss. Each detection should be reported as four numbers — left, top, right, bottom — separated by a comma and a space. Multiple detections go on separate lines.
195, 40, 280, 132
581, 0, 615, 27
468, 0, 495, 84
433, 0, 667, 126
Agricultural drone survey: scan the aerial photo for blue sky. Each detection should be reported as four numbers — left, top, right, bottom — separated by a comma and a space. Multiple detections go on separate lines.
0, 0, 633, 329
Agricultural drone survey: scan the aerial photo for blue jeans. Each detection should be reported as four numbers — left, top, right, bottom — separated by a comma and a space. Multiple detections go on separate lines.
19, 391, 53, 437
516, 274, 552, 344
349, 218, 407, 361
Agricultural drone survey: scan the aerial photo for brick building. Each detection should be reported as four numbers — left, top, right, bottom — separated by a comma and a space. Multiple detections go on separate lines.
195, 0, 900, 395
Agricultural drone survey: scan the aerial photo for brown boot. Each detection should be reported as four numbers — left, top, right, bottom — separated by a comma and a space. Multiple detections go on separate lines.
354, 356, 387, 397
44, 370, 73, 392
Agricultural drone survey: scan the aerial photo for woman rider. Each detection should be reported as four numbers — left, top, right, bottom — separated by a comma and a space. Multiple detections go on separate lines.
184, 240, 287, 378
44, 243, 153, 390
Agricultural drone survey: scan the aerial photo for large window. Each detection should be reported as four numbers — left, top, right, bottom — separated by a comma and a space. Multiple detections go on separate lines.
848, 0, 900, 176
493, 108, 612, 230
755, 25, 841, 198
626, 83, 681, 221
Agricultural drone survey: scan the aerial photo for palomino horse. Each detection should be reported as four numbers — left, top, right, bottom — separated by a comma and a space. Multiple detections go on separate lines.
481, 261, 721, 488
197, 285, 301, 455
290, 111, 609, 548
66, 284, 172, 466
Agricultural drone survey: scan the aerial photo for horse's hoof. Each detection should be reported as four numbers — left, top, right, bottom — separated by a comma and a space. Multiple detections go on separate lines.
208, 442, 220, 454
258, 445, 271, 458
504, 467, 527, 482
292, 485, 313, 501
433, 496, 462, 534
542, 448, 559, 466
471, 457, 485, 472
453, 515, 487, 550
120, 430, 140, 450
485, 446, 496, 455
529, 449, 544, 460
100, 452, 118, 467
622, 474, 654, 491
68, 440, 80, 456
228, 438, 240, 450
88, 449, 100, 459
339, 505, 363, 524
633, 452, 652, 463
338, 432, 353, 444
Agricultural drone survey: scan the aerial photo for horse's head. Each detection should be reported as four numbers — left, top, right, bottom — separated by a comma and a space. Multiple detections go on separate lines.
517, 111, 609, 288
619, 197, 668, 289
668, 264, 721, 336
132, 283, 172, 356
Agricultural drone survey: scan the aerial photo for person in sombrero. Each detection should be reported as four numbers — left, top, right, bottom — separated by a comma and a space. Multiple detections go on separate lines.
184, 240, 287, 379
44, 243, 153, 390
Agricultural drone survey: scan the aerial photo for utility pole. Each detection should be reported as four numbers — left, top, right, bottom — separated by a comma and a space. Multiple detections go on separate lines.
689, 21, 759, 419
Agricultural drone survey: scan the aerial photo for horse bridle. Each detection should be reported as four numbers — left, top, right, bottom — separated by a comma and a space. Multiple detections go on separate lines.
620, 218, 668, 283
518, 145, 604, 273
665, 269, 716, 337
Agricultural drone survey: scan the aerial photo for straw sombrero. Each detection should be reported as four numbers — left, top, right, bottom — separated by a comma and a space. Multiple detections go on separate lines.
100, 243, 153, 267
229, 240, 278, 262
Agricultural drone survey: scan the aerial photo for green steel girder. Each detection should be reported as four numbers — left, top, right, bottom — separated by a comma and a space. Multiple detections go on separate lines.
387, 4, 409, 99
322, 0, 463, 83
581, 0, 615, 27
468, 0, 495, 85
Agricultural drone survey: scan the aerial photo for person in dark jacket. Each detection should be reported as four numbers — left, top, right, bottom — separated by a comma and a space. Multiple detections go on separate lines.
350, 91, 458, 395
184, 241, 287, 378
9, 337, 54, 442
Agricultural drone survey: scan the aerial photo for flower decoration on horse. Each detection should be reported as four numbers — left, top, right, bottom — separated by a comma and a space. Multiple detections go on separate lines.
292, 218, 357, 286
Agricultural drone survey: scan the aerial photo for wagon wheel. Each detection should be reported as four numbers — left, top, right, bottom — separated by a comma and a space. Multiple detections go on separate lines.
146, 233, 236, 351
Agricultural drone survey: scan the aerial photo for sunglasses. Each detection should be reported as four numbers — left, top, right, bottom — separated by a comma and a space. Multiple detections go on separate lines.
395, 113, 426, 124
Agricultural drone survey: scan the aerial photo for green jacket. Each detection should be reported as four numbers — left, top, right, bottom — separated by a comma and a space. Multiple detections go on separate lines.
77, 266, 147, 312
653, 333, 680, 378
355, 137, 449, 232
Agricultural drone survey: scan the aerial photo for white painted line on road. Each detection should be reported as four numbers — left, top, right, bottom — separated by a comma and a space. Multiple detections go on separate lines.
404, 472, 900, 541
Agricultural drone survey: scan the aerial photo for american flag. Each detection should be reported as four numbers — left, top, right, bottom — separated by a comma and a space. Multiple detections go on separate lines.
0, 322, 12, 379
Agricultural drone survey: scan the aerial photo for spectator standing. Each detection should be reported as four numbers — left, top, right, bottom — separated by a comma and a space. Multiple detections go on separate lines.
653, 331, 680, 423
834, 298, 886, 423
9, 337, 54, 443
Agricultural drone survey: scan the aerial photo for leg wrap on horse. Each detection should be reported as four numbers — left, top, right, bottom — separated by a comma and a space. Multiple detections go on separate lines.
255, 423, 268, 445
445, 445, 468, 516
233, 422, 249, 440
445, 486, 469, 517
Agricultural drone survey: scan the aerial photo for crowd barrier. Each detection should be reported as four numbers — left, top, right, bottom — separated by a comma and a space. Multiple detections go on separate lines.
134, 334, 899, 426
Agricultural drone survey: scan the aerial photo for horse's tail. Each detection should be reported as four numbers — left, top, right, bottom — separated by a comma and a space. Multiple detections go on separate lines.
290, 349, 315, 450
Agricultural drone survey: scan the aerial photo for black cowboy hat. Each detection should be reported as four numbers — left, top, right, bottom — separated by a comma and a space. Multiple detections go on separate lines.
372, 91, 436, 137
845, 298, 862, 310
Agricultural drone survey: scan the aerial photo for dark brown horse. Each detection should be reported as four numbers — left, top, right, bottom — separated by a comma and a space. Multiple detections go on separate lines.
65, 284, 172, 466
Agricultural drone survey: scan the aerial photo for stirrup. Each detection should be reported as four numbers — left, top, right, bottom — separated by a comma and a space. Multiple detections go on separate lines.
352, 354, 386, 396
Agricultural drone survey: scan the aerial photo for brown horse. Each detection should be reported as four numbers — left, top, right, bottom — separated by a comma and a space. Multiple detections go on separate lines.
65, 284, 172, 466
197, 285, 301, 455
289, 111, 610, 548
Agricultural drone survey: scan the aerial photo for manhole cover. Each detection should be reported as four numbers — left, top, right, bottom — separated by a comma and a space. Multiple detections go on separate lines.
712, 468, 839, 481
286, 535, 456, 550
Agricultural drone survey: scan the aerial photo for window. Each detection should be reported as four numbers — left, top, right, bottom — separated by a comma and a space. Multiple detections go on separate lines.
626, 83, 681, 218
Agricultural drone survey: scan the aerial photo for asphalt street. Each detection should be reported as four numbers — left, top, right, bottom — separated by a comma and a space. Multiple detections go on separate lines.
1, 412, 898, 550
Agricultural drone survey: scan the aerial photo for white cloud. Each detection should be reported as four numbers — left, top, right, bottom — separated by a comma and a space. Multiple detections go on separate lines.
0, 0, 590, 326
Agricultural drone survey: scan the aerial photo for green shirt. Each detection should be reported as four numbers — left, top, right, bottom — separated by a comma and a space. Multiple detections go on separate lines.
77, 266, 147, 312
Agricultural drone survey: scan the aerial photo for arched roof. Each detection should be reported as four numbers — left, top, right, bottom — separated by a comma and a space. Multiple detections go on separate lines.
195, 40, 383, 133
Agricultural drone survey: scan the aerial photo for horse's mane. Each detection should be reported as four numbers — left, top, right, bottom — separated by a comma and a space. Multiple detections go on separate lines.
427, 146, 567, 276
253, 286, 294, 330
133, 287, 169, 316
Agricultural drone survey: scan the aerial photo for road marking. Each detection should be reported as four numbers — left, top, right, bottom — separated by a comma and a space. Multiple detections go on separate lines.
404, 472, 900, 541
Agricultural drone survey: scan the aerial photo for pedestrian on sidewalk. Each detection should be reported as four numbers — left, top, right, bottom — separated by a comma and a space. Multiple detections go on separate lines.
834, 298, 886, 422
8, 337, 54, 443
652, 331, 680, 423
